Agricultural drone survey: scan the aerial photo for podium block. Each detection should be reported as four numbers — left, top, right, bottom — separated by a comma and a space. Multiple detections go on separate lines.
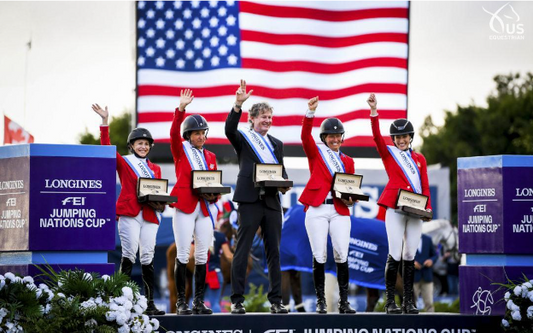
0, 144, 116, 276
458, 155, 533, 254
457, 155, 533, 315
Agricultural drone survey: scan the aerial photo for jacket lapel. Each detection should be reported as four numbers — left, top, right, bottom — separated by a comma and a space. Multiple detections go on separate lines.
410, 151, 422, 170
146, 159, 155, 173
267, 134, 281, 162
204, 150, 215, 170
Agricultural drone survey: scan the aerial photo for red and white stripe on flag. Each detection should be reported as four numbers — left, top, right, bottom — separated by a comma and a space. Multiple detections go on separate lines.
136, 1, 408, 147
3, 115, 34, 144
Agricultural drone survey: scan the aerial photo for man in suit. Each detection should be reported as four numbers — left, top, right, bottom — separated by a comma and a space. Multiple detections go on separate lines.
414, 234, 438, 312
225, 80, 291, 314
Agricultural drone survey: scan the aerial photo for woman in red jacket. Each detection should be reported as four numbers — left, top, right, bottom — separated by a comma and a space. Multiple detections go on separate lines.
92, 104, 165, 316
366, 93, 432, 314
169, 89, 218, 315
299, 96, 356, 314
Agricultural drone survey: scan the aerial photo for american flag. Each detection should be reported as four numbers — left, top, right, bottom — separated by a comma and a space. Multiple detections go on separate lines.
136, 1, 408, 149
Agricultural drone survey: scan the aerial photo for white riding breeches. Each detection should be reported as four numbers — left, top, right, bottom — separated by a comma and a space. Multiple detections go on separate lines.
118, 211, 159, 265
385, 208, 423, 261
172, 202, 215, 265
305, 204, 351, 264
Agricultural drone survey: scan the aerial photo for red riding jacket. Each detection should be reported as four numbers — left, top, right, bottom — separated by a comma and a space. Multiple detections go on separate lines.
169, 109, 218, 216
100, 125, 161, 224
298, 116, 355, 216
371, 115, 432, 210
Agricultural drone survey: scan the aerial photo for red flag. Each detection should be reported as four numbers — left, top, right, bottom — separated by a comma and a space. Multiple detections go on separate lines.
4, 115, 34, 144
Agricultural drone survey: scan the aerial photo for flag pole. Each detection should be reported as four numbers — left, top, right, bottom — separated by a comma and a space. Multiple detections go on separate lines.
23, 35, 32, 127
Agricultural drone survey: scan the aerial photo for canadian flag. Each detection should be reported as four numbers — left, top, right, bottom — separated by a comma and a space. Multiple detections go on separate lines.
4, 115, 34, 144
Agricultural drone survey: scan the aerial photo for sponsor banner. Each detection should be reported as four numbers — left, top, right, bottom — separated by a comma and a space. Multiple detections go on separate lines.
0, 156, 30, 251
0, 144, 116, 252
458, 155, 533, 254
457, 168, 503, 253
154, 311, 502, 333
502, 167, 533, 253
460, 265, 533, 315
29, 155, 116, 251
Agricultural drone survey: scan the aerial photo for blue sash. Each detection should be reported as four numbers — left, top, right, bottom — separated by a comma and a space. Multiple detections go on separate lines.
316, 144, 345, 177
387, 146, 422, 194
123, 155, 161, 223
182, 141, 215, 227
123, 155, 155, 179
238, 127, 278, 164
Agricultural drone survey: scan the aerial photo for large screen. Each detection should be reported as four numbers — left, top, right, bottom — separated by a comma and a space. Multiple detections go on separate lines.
136, 1, 409, 160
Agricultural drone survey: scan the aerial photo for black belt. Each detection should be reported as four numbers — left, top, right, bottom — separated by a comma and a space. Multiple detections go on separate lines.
323, 199, 334, 205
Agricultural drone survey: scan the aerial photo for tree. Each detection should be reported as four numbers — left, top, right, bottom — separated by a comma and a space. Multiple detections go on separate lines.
79, 112, 131, 155
419, 72, 533, 224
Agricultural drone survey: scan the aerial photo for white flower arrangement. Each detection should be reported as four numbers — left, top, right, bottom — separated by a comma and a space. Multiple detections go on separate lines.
500, 276, 533, 333
0, 272, 48, 333
0, 269, 160, 332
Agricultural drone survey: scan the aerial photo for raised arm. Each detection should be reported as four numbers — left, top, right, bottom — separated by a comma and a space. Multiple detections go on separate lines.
301, 96, 319, 160
93, 104, 123, 169
225, 80, 253, 148
170, 89, 194, 160
92, 104, 111, 146
367, 94, 389, 158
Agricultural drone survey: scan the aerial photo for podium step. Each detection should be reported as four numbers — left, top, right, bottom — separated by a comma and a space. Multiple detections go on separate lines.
153, 312, 502, 333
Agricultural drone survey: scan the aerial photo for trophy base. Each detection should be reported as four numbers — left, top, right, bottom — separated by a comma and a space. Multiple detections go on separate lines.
194, 186, 232, 194
255, 180, 294, 188
395, 206, 433, 220
138, 194, 177, 204
336, 192, 370, 202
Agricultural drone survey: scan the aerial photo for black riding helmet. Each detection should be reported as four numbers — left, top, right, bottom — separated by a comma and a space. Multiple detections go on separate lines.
182, 114, 209, 140
127, 128, 154, 145
389, 118, 414, 140
127, 128, 154, 156
319, 118, 345, 144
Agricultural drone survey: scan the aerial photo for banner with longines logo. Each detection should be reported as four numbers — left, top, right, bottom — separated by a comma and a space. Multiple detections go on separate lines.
458, 155, 533, 253
457, 167, 503, 253
457, 155, 533, 316
0, 144, 116, 251
0, 155, 30, 251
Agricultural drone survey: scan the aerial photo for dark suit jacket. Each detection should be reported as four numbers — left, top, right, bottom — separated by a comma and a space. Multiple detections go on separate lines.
414, 234, 438, 283
225, 109, 288, 211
